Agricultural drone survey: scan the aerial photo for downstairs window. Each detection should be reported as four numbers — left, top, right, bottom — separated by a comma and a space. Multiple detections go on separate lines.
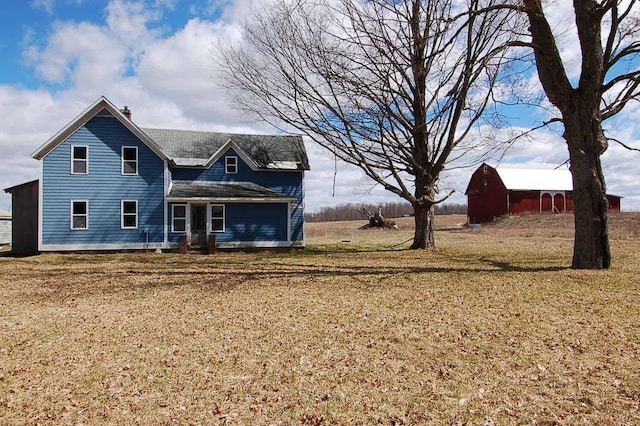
71, 200, 88, 230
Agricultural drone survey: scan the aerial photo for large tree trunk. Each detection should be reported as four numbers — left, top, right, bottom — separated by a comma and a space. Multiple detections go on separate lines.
564, 110, 611, 269
523, 0, 620, 269
411, 202, 435, 250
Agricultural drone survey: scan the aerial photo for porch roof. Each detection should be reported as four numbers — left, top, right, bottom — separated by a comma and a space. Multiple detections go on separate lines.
168, 180, 294, 201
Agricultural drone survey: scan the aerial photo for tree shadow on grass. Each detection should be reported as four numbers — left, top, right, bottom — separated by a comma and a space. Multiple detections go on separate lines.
296, 246, 569, 273
476, 256, 568, 273
12, 249, 570, 304
118, 256, 569, 292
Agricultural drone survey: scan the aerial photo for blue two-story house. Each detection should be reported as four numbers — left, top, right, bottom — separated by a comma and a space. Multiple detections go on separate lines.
26, 96, 309, 252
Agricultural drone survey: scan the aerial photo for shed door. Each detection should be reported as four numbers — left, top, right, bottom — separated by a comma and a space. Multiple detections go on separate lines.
191, 204, 207, 246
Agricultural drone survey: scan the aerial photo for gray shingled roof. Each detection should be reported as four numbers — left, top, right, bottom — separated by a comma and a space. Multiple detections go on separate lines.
141, 128, 309, 170
168, 180, 294, 200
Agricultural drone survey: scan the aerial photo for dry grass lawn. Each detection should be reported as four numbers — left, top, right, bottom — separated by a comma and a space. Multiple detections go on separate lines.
1, 214, 639, 425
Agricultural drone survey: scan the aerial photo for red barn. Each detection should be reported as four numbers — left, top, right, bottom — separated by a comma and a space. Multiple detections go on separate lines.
465, 163, 621, 224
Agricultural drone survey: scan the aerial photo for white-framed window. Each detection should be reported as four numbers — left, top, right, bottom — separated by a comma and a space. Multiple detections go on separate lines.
210, 204, 225, 232
121, 200, 138, 229
71, 145, 88, 174
225, 156, 237, 174
70, 200, 88, 230
122, 146, 138, 175
172, 204, 187, 233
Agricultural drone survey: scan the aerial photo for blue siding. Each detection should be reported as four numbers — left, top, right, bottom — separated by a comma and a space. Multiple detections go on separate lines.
290, 205, 304, 242
171, 148, 304, 243
42, 116, 165, 247
168, 202, 288, 244
223, 203, 288, 242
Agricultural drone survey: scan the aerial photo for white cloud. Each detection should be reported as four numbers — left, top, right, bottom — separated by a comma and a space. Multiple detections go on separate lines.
137, 19, 235, 123
31, 0, 54, 14
28, 21, 128, 87
106, 0, 163, 46
1, 0, 640, 216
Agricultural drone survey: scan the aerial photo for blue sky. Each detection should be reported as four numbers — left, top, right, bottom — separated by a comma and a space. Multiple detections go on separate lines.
0, 0, 389, 213
0, 0, 638, 214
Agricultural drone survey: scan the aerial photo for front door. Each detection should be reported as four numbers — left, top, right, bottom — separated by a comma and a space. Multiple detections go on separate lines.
190, 204, 207, 246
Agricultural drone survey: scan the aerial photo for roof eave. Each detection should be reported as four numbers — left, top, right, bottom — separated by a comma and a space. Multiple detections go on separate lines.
167, 197, 295, 203
4, 179, 39, 193
31, 96, 168, 162
507, 187, 573, 192
200, 139, 260, 171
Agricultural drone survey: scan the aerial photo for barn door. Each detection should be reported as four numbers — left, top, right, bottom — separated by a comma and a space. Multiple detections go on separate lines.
541, 193, 553, 212
553, 193, 565, 213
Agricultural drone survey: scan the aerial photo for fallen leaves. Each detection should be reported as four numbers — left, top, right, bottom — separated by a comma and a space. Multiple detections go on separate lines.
0, 228, 639, 424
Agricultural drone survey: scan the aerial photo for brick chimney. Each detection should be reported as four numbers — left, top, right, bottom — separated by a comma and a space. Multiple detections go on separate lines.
120, 106, 132, 120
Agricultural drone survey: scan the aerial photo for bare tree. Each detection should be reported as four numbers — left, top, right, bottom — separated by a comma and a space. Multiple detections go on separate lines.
218, 0, 519, 249
510, 0, 640, 269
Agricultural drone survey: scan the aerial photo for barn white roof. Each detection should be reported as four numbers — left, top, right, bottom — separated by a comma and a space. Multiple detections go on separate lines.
495, 166, 573, 191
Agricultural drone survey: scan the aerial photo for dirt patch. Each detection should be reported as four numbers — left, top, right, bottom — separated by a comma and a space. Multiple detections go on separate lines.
306, 214, 468, 238
471, 212, 640, 240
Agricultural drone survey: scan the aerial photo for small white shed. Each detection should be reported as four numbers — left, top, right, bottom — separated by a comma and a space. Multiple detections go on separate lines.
0, 210, 11, 245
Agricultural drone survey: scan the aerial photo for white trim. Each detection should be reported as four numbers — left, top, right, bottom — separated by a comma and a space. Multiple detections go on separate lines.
226, 142, 259, 170
121, 146, 139, 175
32, 96, 168, 161
209, 203, 225, 232
185, 203, 191, 241
39, 240, 297, 251
287, 202, 291, 242
225, 156, 238, 174
301, 170, 306, 243
121, 200, 138, 229
169, 138, 307, 171
163, 160, 169, 247
70, 200, 89, 230
167, 197, 295, 203
171, 203, 187, 233
540, 191, 566, 213
174, 139, 260, 170
216, 241, 294, 248
205, 140, 259, 170
70, 145, 89, 175
40, 242, 166, 251
38, 239, 305, 252
38, 171, 43, 251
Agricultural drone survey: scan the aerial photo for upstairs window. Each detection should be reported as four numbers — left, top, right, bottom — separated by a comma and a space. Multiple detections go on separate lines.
210, 204, 225, 232
225, 156, 237, 174
121, 200, 138, 229
122, 146, 138, 175
172, 204, 187, 233
71, 145, 88, 174
71, 200, 88, 230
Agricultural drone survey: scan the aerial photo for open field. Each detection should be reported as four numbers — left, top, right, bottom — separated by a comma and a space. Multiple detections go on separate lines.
1, 214, 639, 425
